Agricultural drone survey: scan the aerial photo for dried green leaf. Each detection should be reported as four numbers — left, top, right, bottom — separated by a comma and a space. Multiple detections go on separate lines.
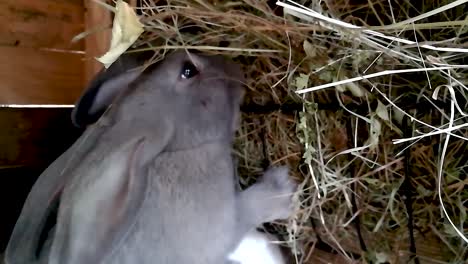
303, 40, 316, 58
443, 223, 461, 238
367, 116, 382, 148
303, 100, 318, 113
345, 81, 366, 97
303, 147, 313, 164
392, 107, 404, 125
416, 185, 432, 197
376, 100, 389, 121
294, 73, 310, 90
375, 252, 390, 264
318, 70, 334, 82
336, 73, 365, 97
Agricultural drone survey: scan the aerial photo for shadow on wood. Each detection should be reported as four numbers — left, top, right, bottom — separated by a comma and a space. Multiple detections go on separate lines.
0, 108, 83, 252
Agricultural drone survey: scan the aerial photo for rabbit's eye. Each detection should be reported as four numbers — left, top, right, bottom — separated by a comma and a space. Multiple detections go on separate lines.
181, 61, 199, 79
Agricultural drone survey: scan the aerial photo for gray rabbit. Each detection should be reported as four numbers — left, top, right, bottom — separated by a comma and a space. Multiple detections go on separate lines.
4, 50, 296, 264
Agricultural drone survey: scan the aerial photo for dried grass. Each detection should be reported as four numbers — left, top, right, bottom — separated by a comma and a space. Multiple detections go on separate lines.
97, 0, 468, 262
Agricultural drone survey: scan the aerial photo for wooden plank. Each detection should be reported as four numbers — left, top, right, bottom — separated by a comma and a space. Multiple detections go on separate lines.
0, 46, 84, 104
0, 108, 82, 167
84, 0, 112, 85
0, 108, 82, 252
0, 0, 84, 50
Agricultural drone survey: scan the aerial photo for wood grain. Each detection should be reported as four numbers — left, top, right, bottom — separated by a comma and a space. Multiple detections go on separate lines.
0, 46, 84, 104
0, 108, 82, 167
0, 0, 84, 50
84, 0, 112, 85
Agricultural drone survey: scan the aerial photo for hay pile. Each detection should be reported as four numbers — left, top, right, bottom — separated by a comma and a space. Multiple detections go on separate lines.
109, 0, 467, 262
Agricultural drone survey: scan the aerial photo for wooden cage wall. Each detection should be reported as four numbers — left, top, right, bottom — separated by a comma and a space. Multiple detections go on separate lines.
0, 0, 119, 251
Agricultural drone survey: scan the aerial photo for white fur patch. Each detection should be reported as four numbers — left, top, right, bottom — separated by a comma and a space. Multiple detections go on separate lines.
228, 230, 285, 264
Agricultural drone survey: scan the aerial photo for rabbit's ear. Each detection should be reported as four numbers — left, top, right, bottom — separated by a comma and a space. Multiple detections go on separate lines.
71, 52, 150, 128
4, 130, 101, 264
48, 137, 150, 264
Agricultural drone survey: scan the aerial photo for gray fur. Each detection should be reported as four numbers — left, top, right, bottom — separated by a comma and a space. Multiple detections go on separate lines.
5, 50, 296, 264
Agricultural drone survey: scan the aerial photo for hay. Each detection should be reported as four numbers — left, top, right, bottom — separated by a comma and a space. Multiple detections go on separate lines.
103, 0, 467, 262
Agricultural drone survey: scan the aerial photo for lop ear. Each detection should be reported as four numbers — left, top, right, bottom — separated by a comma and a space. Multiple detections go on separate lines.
71, 52, 152, 128
4, 129, 102, 264
48, 137, 149, 264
